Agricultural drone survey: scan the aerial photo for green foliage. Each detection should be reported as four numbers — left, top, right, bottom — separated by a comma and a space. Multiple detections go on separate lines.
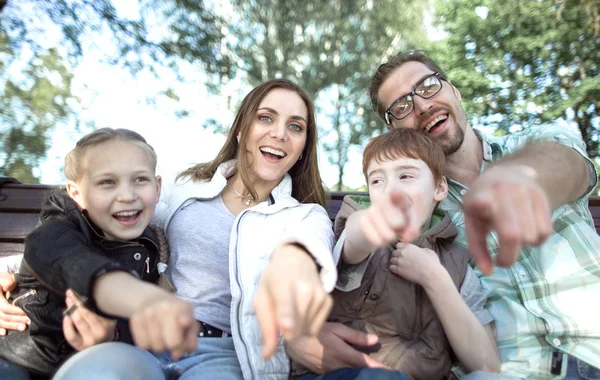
0, 32, 74, 182
2, 1, 228, 78
229, 0, 428, 188
431, 0, 600, 157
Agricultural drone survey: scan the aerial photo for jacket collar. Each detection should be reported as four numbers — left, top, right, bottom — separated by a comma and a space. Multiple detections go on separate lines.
196, 159, 293, 203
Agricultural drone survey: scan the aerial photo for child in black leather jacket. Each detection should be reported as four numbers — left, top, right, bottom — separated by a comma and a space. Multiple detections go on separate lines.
0, 128, 197, 378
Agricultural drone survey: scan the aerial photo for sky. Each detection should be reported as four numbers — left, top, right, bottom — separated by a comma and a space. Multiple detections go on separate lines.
32, 1, 373, 189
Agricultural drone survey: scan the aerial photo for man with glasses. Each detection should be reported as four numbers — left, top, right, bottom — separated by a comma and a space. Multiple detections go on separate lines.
287, 51, 600, 379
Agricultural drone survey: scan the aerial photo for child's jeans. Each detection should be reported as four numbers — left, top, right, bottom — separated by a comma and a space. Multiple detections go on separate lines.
0, 358, 30, 380
297, 368, 411, 380
53, 338, 243, 380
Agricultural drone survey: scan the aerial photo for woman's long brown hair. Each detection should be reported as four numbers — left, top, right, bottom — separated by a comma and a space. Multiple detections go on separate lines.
177, 79, 327, 207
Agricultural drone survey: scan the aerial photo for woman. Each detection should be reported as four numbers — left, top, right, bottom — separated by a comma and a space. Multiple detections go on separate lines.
51, 78, 337, 380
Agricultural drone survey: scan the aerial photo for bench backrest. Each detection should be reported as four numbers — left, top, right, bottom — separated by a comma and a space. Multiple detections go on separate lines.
2, 182, 600, 259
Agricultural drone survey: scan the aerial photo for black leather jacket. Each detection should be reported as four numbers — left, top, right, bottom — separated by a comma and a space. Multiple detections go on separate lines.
0, 188, 160, 377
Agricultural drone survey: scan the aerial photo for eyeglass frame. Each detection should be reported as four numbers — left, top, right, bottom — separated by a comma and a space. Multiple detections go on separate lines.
384, 72, 446, 125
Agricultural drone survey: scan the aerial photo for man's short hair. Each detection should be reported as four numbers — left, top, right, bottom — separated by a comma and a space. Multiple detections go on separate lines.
369, 50, 448, 121
362, 128, 445, 185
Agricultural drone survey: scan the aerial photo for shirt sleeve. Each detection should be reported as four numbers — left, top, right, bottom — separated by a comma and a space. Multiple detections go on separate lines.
527, 125, 598, 198
459, 265, 494, 326
334, 229, 373, 292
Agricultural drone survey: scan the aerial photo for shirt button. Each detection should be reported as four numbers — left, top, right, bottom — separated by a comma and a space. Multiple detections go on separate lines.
369, 293, 379, 300
133, 252, 142, 260
519, 270, 527, 278
553, 338, 561, 346
460, 189, 467, 196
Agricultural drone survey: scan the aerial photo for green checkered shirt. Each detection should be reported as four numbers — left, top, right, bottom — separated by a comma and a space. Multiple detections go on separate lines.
441, 126, 600, 379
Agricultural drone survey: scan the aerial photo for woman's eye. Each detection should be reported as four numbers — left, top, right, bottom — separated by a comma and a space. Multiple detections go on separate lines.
370, 179, 383, 185
399, 174, 414, 180
134, 177, 150, 183
258, 115, 272, 123
289, 124, 303, 132
98, 179, 115, 185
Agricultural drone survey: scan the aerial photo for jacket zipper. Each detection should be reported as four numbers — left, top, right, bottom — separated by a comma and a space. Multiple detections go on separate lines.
21, 259, 62, 295
11, 289, 37, 306
145, 257, 150, 274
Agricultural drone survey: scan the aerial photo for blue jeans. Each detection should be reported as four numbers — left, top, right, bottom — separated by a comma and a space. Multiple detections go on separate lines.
566, 355, 600, 380
297, 368, 411, 380
53, 338, 243, 380
0, 358, 30, 380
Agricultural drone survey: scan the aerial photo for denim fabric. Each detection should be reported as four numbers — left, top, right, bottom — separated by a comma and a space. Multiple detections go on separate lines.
0, 358, 30, 380
567, 355, 600, 380
53, 338, 243, 380
459, 371, 522, 380
297, 368, 411, 380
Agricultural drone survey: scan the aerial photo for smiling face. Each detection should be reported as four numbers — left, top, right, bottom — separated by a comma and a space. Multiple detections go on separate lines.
244, 88, 308, 187
367, 155, 448, 230
378, 61, 469, 156
66, 139, 161, 241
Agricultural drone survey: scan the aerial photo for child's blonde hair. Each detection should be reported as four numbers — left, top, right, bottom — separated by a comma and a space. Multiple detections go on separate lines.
64, 128, 157, 181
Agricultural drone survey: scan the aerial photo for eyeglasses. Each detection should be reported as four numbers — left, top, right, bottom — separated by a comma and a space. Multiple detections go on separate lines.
384, 72, 445, 124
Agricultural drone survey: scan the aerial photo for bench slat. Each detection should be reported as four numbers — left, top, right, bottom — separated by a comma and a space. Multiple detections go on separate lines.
0, 213, 39, 241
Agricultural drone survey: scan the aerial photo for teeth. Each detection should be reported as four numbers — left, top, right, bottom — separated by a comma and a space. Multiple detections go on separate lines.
425, 115, 448, 132
114, 211, 139, 217
260, 147, 286, 157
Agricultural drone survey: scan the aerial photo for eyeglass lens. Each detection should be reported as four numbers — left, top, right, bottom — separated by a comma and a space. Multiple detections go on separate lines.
389, 74, 442, 120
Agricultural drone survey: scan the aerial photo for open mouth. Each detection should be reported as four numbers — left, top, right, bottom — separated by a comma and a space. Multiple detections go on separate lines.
260, 147, 287, 161
424, 114, 448, 135
113, 210, 142, 224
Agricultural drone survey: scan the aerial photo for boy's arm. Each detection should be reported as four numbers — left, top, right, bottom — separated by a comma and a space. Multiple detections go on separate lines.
342, 210, 377, 265
423, 266, 500, 372
390, 244, 500, 373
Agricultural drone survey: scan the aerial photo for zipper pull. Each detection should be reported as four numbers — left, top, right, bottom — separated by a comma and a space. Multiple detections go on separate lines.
145, 257, 150, 274
11, 289, 37, 306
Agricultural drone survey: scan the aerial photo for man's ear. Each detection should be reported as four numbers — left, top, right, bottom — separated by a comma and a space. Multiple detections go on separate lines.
66, 181, 86, 209
434, 176, 448, 202
155, 175, 162, 203
450, 83, 462, 102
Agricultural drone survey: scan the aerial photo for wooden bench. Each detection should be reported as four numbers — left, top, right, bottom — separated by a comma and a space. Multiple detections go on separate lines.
2, 179, 600, 260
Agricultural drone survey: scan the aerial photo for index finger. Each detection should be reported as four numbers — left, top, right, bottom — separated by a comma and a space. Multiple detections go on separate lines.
254, 284, 278, 359
464, 192, 494, 275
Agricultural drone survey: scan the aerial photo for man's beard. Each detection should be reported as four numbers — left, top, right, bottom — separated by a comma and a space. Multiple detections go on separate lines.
441, 123, 465, 156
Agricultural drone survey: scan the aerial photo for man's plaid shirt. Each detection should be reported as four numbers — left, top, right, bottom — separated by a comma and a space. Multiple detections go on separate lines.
442, 125, 600, 379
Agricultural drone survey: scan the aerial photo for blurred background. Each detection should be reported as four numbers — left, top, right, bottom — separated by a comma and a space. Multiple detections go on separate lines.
0, 0, 598, 191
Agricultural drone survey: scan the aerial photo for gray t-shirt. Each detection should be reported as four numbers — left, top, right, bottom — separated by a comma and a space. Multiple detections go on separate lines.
166, 195, 234, 333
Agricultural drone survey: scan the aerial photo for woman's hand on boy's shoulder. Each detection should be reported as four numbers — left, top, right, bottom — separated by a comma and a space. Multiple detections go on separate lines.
389, 243, 443, 286
285, 322, 389, 374
0, 272, 30, 335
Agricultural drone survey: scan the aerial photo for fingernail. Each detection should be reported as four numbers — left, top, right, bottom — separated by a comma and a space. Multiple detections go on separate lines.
0, 330, 5, 336
18, 324, 25, 331
26, 319, 31, 325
